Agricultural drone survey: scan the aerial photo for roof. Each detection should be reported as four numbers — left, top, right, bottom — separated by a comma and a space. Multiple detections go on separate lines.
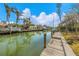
0, 23, 7, 27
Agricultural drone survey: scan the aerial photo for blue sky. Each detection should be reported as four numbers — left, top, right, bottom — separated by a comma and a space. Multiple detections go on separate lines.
0, 3, 74, 26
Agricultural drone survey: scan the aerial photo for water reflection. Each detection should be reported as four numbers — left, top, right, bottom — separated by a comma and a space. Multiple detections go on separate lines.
0, 31, 51, 56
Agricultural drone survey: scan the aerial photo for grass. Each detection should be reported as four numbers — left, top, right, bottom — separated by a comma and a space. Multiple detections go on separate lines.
62, 32, 79, 56
70, 43, 79, 55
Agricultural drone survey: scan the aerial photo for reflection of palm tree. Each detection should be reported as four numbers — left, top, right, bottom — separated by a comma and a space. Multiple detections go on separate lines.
23, 32, 34, 47
37, 32, 41, 35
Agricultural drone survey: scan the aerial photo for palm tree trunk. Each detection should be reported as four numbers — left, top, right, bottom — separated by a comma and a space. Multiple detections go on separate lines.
7, 15, 9, 23
56, 3, 62, 32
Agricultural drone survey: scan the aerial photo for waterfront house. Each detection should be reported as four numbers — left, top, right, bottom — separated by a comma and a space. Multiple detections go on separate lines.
0, 22, 8, 32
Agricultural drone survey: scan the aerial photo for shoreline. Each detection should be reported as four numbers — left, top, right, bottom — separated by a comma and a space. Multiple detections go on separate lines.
0, 29, 44, 35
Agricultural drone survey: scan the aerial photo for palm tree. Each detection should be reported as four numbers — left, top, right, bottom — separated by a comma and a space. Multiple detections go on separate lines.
23, 18, 31, 26
4, 3, 14, 32
11, 8, 21, 24
56, 3, 62, 22
25, 18, 31, 26
21, 18, 29, 30
23, 18, 27, 25
15, 9, 20, 24
4, 3, 11, 23
56, 3, 62, 31
11, 8, 21, 28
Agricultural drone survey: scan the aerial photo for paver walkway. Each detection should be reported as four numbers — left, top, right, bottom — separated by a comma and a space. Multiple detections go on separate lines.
40, 32, 75, 56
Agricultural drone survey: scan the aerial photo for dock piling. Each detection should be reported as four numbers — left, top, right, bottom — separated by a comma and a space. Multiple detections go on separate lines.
44, 32, 46, 48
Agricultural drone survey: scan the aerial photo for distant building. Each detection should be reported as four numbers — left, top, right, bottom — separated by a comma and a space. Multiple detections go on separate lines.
0, 22, 7, 27
0, 22, 8, 32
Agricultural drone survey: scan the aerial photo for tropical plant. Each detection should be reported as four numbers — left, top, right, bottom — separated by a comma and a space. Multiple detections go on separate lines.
56, 3, 62, 31
11, 8, 21, 24
60, 11, 79, 33
56, 3, 62, 22
4, 3, 11, 23
15, 9, 20, 24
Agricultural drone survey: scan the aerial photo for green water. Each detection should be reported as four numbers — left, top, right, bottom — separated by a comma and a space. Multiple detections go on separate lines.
0, 31, 51, 56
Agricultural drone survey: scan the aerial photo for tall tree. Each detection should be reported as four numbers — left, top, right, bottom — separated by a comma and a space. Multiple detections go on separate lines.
15, 9, 20, 24
4, 3, 11, 23
56, 3, 62, 31
11, 8, 21, 24
56, 3, 62, 22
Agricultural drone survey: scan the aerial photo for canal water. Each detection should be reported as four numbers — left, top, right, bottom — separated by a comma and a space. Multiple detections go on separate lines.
0, 31, 51, 56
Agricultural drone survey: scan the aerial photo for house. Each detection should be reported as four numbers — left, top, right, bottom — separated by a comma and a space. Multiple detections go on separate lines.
0, 22, 8, 32
0, 22, 7, 27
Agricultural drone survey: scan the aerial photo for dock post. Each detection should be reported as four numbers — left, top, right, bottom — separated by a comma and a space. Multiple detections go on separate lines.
51, 31, 52, 38
44, 31, 46, 48
51, 29, 53, 38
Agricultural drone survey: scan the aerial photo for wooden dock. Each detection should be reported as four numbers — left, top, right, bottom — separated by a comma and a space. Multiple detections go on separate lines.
40, 32, 75, 56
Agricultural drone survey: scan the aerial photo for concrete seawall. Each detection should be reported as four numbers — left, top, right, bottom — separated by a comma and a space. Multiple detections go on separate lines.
40, 32, 75, 56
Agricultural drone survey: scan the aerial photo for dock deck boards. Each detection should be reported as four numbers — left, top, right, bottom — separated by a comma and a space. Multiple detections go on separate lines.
40, 32, 75, 56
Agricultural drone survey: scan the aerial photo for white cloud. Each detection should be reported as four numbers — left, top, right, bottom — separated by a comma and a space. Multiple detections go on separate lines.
6, 21, 15, 24
62, 12, 66, 16
31, 15, 38, 24
20, 8, 31, 19
31, 12, 60, 27
19, 15, 24, 19
20, 8, 65, 27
